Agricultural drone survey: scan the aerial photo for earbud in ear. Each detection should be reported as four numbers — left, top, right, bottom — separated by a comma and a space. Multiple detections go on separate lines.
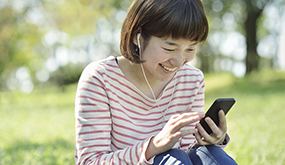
137, 33, 141, 49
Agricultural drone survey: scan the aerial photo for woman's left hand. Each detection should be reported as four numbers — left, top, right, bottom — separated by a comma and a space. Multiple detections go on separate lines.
194, 110, 227, 145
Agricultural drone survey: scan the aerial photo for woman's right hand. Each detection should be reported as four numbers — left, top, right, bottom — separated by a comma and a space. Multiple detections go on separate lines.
145, 110, 205, 160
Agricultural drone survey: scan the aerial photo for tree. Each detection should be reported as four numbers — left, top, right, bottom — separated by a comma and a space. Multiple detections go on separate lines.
244, 0, 267, 73
0, 3, 43, 89
201, 0, 284, 75
0, 0, 132, 90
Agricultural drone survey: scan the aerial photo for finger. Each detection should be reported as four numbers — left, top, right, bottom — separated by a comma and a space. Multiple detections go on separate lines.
182, 111, 205, 119
174, 128, 198, 138
204, 117, 221, 136
196, 122, 213, 142
198, 118, 226, 145
218, 110, 227, 132
194, 128, 210, 145
176, 112, 204, 127
169, 111, 202, 121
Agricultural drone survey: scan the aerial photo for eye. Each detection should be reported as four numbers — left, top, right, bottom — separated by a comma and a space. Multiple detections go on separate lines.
162, 47, 174, 52
187, 49, 195, 52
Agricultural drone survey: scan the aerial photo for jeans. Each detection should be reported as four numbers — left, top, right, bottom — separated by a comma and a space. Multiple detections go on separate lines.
153, 145, 237, 165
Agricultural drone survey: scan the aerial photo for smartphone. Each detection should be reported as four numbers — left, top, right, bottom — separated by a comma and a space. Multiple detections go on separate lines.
199, 98, 236, 134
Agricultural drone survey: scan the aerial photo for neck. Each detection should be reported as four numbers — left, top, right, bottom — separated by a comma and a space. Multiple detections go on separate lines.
118, 57, 169, 99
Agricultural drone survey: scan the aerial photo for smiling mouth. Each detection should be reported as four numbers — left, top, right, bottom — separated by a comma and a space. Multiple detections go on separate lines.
160, 64, 177, 72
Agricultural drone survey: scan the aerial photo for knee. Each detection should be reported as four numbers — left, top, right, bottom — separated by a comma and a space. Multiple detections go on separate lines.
167, 148, 188, 156
203, 145, 222, 152
154, 149, 192, 165
189, 145, 237, 165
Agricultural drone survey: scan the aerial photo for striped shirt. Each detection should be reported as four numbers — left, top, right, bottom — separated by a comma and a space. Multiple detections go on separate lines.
75, 56, 205, 165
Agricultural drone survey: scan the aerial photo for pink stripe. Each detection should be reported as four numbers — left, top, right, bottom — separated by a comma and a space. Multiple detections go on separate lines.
105, 67, 129, 81
176, 86, 200, 92
182, 136, 196, 140
84, 73, 106, 88
194, 98, 204, 102
130, 146, 133, 164
81, 80, 105, 90
105, 62, 119, 68
192, 105, 204, 108
77, 137, 110, 143
112, 114, 163, 127
110, 154, 114, 164
123, 147, 129, 162
175, 73, 202, 79
79, 103, 97, 106
78, 109, 110, 113
111, 106, 163, 121
77, 144, 110, 151
111, 141, 121, 151
77, 116, 111, 121
113, 122, 161, 134
80, 151, 104, 157
77, 123, 111, 128
78, 95, 109, 105
112, 129, 147, 141
179, 66, 201, 71
108, 83, 153, 108
77, 130, 110, 136
103, 74, 152, 104
135, 143, 139, 162
80, 87, 107, 97
109, 92, 151, 111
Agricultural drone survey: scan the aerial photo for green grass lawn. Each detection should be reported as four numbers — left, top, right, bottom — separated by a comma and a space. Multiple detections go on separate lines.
1, 70, 285, 164
204, 70, 285, 165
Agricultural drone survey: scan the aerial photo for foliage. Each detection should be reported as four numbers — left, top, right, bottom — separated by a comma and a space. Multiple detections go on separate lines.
200, 0, 284, 75
0, 0, 132, 90
0, 0, 284, 92
49, 63, 85, 86
1, 71, 285, 164
0, 4, 43, 79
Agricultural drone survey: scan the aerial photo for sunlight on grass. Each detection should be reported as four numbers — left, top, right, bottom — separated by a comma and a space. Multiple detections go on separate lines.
0, 85, 77, 164
204, 70, 285, 165
1, 70, 285, 164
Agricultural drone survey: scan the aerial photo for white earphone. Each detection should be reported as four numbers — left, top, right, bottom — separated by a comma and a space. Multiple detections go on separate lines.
137, 33, 141, 48
137, 33, 141, 59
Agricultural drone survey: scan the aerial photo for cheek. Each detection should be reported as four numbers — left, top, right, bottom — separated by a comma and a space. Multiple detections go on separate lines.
143, 47, 166, 62
187, 51, 197, 61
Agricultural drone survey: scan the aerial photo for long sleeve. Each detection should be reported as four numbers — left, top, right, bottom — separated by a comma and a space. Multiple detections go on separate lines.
75, 57, 208, 164
75, 63, 152, 165
177, 69, 206, 151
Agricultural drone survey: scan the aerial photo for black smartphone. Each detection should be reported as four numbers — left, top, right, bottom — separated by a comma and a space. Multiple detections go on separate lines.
199, 98, 236, 134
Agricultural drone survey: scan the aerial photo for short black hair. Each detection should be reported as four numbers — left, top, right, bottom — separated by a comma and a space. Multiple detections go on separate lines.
120, 0, 209, 63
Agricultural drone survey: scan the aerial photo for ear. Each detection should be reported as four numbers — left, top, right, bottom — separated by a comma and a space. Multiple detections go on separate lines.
133, 33, 139, 46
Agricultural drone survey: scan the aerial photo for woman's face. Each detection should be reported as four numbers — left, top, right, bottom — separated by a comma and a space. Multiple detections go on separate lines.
139, 36, 198, 82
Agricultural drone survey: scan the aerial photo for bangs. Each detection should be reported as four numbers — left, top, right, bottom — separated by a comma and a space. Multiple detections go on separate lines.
142, 0, 208, 42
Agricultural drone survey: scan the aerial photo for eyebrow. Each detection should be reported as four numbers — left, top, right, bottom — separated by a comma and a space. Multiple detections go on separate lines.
165, 41, 198, 47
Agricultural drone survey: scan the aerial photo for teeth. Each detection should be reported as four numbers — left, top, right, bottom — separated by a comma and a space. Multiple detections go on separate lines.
161, 65, 177, 72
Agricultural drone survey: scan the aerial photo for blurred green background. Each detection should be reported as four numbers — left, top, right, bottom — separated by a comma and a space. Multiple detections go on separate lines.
0, 0, 285, 164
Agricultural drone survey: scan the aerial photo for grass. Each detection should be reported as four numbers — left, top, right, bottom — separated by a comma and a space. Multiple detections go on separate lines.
1, 70, 285, 164
0, 85, 76, 164
204, 70, 285, 165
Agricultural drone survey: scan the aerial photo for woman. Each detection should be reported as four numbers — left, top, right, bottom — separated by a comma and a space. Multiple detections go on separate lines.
75, 0, 237, 164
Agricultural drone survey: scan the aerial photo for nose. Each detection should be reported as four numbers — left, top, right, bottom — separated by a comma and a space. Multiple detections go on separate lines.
170, 52, 186, 67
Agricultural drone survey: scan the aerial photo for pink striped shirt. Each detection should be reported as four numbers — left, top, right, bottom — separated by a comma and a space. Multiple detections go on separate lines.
75, 56, 205, 165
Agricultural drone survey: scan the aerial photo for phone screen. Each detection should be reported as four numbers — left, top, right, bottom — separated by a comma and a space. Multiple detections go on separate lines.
199, 98, 235, 134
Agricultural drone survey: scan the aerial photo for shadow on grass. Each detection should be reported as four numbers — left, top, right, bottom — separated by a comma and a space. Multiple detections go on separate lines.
1, 138, 74, 165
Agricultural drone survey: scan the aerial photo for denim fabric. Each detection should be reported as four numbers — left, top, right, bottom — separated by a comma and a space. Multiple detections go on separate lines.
153, 148, 193, 165
153, 145, 237, 165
